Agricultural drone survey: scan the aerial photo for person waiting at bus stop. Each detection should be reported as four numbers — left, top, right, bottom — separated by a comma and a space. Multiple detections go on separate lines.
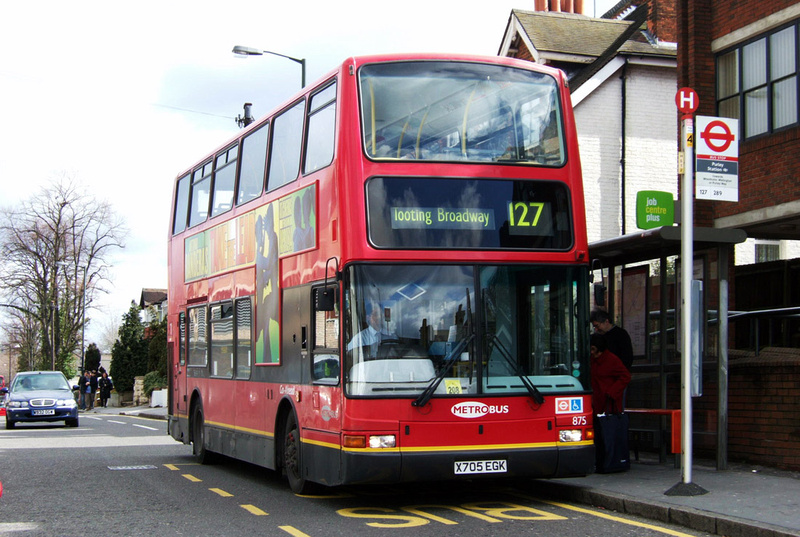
590, 309, 633, 371
589, 333, 631, 415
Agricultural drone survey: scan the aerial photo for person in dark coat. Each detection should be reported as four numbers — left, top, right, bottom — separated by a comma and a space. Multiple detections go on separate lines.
78, 371, 90, 410
590, 309, 634, 371
98, 372, 114, 408
87, 371, 98, 411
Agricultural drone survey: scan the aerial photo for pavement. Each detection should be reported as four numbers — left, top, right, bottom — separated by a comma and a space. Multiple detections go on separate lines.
87, 404, 800, 537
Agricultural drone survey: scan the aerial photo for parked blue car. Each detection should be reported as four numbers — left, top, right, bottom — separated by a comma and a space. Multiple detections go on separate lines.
1, 371, 79, 429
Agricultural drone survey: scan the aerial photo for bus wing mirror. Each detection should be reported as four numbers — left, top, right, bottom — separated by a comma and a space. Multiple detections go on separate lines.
315, 287, 337, 311
593, 283, 606, 307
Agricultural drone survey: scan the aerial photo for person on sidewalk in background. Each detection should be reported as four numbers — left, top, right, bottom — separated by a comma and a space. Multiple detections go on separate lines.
77, 370, 90, 411
98, 372, 113, 408
591, 309, 633, 371
87, 371, 98, 411
590, 333, 631, 415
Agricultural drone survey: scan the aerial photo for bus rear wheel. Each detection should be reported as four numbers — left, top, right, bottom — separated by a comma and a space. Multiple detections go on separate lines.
283, 413, 316, 494
192, 403, 217, 464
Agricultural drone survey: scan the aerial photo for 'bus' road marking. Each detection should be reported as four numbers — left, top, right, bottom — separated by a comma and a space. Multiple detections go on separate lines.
240, 504, 268, 516
527, 496, 699, 537
279, 526, 311, 537
132, 423, 159, 431
210, 488, 233, 497
182, 474, 202, 482
337, 502, 566, 528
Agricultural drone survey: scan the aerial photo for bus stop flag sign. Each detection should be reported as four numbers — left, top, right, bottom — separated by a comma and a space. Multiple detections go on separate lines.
695, 116, 739, 202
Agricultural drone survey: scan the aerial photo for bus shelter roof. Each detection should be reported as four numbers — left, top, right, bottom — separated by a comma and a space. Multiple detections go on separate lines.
588, 226, 748, 267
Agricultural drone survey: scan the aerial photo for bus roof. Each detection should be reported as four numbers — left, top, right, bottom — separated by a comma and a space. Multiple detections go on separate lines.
173, 53, 567, 179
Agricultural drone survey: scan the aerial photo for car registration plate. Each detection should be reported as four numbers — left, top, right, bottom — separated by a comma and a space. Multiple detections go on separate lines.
454, 459, 507, 475
32, 409, 55, 416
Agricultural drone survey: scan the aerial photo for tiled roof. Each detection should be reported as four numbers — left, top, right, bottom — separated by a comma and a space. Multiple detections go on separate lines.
511, 9, 675, 59
139, 288, 167, 308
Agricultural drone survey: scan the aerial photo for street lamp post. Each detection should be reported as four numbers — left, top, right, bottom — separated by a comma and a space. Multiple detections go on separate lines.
232, 45, 306, 88
79, 266, 87, 372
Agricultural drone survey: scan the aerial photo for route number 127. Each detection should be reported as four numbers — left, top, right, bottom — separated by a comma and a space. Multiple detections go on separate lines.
508, 202, 544, 228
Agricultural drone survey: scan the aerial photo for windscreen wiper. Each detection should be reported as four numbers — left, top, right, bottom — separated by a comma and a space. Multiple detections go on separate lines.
486, 334, 545, 405
412, 334, 474, 408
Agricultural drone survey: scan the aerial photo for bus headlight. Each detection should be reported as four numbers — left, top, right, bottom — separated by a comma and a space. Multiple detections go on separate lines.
559, 429, 583, 443
368, 435, 396, 449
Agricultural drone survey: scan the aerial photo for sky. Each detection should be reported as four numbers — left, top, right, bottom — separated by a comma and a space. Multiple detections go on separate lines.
0, 0, 616, 346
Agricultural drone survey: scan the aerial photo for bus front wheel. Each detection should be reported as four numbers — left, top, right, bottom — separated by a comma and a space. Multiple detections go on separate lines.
283, 413, 316, 494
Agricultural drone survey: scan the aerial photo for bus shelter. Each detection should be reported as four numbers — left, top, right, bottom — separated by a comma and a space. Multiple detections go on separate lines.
589, 225, 747, 469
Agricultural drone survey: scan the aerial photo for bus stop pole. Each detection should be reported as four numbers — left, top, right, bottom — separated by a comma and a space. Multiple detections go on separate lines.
666, 115, 707, 496
681, 116, 695, 486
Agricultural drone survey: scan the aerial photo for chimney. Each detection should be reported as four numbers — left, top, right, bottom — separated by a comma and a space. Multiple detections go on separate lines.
534, 0, 584, 13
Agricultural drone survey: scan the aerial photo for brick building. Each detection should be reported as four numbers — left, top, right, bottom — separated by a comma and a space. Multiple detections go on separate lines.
501, 1, 800, 471
676, 0, 800, 470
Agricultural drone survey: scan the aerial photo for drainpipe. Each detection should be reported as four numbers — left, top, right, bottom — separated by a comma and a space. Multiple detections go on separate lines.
620, 59, 628, 235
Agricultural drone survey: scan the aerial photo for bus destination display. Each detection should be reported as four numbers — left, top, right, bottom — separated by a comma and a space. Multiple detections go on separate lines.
390, 202, 552, 237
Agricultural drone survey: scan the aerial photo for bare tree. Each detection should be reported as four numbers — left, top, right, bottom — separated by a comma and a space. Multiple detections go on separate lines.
0, 175, 127, 374
94, 308, 123, 353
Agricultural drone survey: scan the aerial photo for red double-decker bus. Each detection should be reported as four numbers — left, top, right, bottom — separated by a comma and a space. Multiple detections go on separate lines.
167, 53, 594, 493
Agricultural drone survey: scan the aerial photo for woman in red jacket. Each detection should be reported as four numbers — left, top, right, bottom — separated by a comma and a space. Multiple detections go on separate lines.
590, 333, 631, 415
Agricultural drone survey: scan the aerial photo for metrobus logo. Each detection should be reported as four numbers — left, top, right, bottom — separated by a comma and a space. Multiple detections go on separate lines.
451, 401, 510, 418
555, 397, 583, 414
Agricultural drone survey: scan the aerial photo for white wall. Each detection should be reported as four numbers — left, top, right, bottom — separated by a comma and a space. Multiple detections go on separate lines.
575, 61, 678, 243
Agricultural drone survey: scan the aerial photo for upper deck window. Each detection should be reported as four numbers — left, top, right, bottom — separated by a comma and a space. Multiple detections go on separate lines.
188, 160, 213, 228
173, 173, 190, 235
211, 144, 238, 218
360, 61, 565, 165
303, 81, 337, 174
268, 100, 305, 191
237, 122, 269, 206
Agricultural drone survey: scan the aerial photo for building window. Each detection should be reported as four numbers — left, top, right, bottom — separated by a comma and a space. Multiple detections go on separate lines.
755, 241, 780, 263
717, 22, 798, 139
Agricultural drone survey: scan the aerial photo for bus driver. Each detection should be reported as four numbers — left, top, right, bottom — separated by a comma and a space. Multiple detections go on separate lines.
347, 302, 383, 356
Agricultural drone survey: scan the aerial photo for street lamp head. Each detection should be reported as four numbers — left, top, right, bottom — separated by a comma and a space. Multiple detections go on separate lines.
232, 45, 262, 56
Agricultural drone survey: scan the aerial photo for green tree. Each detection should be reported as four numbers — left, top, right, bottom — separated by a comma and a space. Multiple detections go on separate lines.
110, 301, 147, 393
145, 314, 168, 378
84, 342, 101, 372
